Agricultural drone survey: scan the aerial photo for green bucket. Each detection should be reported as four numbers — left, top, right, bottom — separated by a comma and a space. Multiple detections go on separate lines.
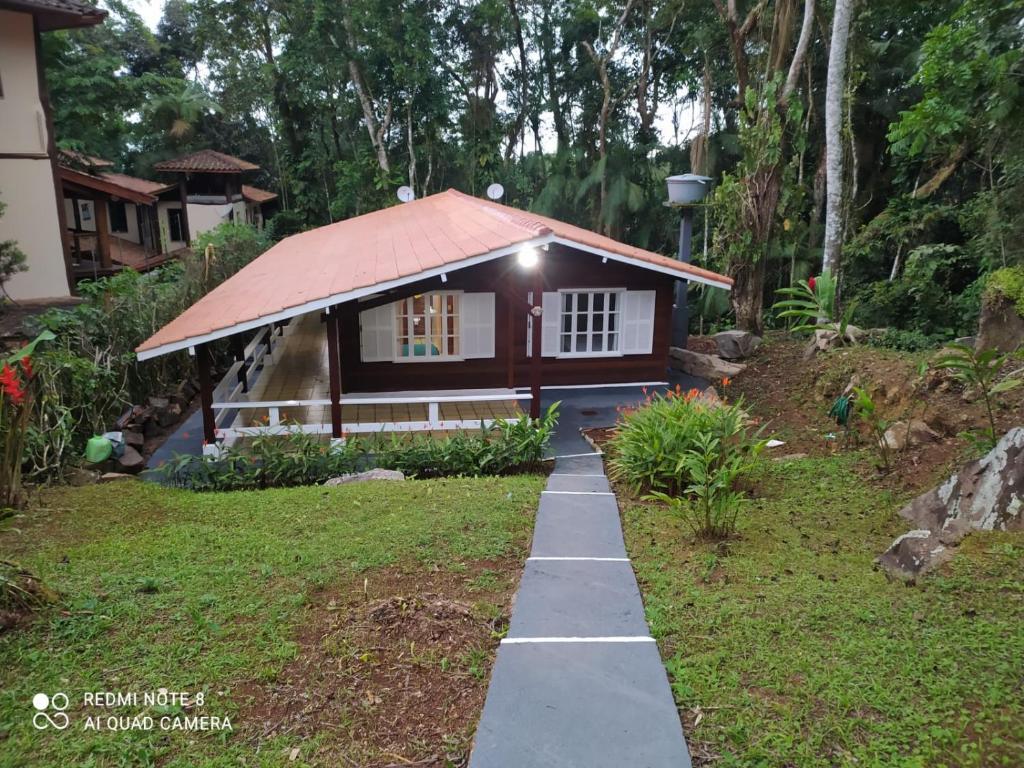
85, 435, 113, 464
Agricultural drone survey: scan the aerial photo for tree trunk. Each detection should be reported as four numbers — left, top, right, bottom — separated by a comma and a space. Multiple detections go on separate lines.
730, 257, 767, 335
822, 0, 853, 275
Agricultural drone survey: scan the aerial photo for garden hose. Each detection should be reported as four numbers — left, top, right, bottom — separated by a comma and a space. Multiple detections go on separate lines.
828, 395, 853, 427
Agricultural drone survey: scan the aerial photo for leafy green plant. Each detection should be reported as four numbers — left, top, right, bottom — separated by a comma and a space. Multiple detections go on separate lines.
0, 332, 54, 508
0, 198, 27, 301
646, 431, 763, 540
850, 386, 892, 471
773, 271, 856, 338
931, 343, 1023, 451
608, 389, 759, 495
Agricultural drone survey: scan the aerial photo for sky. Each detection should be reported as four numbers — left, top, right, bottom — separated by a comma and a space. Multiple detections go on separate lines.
127, 0, 163, 30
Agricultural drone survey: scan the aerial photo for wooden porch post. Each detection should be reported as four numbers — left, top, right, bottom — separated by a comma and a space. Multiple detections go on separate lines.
177, 176, 192, 246
530, 265, 543, 419
325, 310, 343, 438
230, 334, 248, 392
196, 344, 217, 445
94, 197, 112, 269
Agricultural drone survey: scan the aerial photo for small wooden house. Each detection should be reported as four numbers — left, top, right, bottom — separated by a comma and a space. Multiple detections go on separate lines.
136, 190, 731, 454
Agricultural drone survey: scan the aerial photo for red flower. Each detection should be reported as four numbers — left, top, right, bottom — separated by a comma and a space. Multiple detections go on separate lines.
0, 363, 25, 406
20, 355, 33, 380
808, 275, 817, 292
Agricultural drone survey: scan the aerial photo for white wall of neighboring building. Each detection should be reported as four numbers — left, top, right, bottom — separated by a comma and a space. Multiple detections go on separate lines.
157, 201, 188, 252
0, 10, 71, 300
186, 201, 232, 242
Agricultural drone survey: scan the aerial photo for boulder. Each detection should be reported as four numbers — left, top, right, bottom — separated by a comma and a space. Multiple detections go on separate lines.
802, 325, 867, 360
147, 396, 170, 411
122, 429, 144, 449
694, 386, 722, 407
975, 294, 1024, 353
882, 419, 941, 451
876, 529, 955, 583
156, 402, 183, 427
878, 428, 1024, 581
899, 427, 1024, 535
713, 330, 762, 360
66, 467, 100, 487
115, 445, 145, 474
324, 469, 405, 486
99, 472, 136, 483
668, 347, 745, 381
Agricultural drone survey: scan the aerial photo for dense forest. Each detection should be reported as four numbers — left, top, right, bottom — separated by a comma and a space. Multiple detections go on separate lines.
44, 0, 1024, 342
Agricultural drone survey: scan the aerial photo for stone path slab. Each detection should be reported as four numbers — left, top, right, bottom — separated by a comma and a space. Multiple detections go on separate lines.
470, 451, 691, 767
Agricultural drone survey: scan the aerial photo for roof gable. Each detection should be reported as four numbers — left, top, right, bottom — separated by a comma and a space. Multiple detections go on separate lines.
0, 0, 106, 29
136, 190, 731, 359
153, 150, 260, 174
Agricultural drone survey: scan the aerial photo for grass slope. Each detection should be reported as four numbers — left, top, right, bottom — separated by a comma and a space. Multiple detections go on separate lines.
623, 454, 1024, 767
0, 476, 544, 767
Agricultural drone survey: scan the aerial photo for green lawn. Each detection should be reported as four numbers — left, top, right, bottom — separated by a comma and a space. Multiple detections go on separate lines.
623, 454, 1024, 768
0, 476, 544, 767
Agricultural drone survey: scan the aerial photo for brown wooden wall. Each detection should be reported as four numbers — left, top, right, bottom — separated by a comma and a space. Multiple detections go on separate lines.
336, 243, 676, 393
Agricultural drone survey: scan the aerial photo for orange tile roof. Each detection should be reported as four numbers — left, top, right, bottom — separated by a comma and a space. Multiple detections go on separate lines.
242, 184, 278, 203
58, 149, 114, 169
136, 189, 732, 359
100, 172, 174, 197
153, 149, 260, 174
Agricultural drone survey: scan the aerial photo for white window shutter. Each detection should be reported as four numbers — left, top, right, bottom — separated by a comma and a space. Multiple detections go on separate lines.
359, 303, 394, 362
461, 292, 495, 359
621, 290, 656, 355
541, 292, 560, 357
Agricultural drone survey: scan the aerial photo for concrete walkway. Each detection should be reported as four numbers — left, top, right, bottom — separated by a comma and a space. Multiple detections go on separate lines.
469, 452, 691, 767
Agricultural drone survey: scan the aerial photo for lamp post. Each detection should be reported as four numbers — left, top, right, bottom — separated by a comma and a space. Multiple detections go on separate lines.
518, 246, 544, 420
665, 174, 712, 348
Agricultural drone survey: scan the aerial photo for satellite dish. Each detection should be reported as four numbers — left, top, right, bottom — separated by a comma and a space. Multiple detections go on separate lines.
397, 186, 415, 203
486, 183, 505, 201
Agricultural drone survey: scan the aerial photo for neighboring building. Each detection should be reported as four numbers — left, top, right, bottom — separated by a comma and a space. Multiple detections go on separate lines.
0, 0, 106, 300
152, 150, 278, 245
136, 190, 733, 454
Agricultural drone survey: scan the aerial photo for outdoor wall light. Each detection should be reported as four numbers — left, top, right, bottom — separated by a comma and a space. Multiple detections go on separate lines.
517, 246, 540, 269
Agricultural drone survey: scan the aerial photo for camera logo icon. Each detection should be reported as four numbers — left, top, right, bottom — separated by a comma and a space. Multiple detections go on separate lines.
32, 693, 70, 730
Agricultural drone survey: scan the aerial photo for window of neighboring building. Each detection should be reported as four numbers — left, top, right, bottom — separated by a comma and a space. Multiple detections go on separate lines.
109, 202, 128, 233
395, 292, 461, 360
168, 208, 184, 242
559, 290, 622, 356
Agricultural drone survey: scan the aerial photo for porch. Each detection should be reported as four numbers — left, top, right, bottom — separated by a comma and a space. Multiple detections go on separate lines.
209, 312, 527, 452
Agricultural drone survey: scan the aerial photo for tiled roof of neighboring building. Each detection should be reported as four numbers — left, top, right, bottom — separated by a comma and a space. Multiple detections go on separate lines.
242, 185, 278, 204
153, 150, 260, 174
136, 189, 733, 358
99, 172, 174, 197
58, 149, 114, 169
0, 0, 106, 29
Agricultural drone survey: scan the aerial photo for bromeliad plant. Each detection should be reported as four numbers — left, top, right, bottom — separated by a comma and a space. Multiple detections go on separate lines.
773, 271, 856, 339
0, 331, 53, 512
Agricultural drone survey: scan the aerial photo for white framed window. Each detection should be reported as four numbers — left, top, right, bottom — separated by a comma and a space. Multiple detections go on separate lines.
557, 289, 624, 357
394, 292, 462, 361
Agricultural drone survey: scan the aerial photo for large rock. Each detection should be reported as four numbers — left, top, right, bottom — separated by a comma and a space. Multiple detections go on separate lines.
324, 469, 405, 486
882, 419, 941, 451
713, 330, 762, 360
668, 347, 745, 381
802, 325, 867, 360
878, 428, 1024, 581
976, 294, 1024, 353
115, 445, 145, 474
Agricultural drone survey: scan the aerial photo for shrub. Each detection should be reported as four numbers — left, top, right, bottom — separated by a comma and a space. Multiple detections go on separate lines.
985, 265, 1024, 315
867, 328, 942, 353
157, 405, 559, 491
0, 332, 53, 508
607, 388, 761, 495
773, 272, 856, 338
0, 198, 28, 299
646, 432, 762, 540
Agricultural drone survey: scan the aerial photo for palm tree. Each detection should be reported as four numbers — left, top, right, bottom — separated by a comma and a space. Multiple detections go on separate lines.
147, 82, 221, 141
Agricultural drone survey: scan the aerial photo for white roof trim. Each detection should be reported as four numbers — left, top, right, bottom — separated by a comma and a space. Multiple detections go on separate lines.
136, 233, 731, 361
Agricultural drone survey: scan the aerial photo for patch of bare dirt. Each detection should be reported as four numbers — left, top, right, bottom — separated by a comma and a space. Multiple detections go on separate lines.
235, 558, 521, 767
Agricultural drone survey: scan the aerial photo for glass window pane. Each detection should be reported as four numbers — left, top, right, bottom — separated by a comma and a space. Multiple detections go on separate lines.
608, 313, 617, 331
413, 295, 425, 315
593, 314, 604, 332
575, 333, 587, 352
593, 335, 604, 352
609, 293, 617, 311
561, 334, 572, 353
577, 315, 588, 333
563, 293, 572, 311
562, 314, 572, 333
608, 333, 618, 351
594, 293, 604, 312
447, 315, 455, 335
448, 336, 457, 355
578, 293, 589, 312
447, 294, 457, 314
